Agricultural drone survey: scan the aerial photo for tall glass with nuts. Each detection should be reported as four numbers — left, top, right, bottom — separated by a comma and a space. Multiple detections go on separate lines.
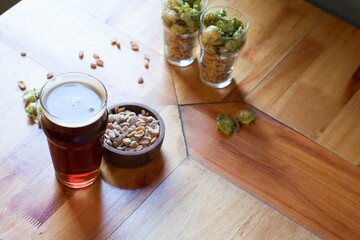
162, 0, 208, 67
199, 7, 249, 88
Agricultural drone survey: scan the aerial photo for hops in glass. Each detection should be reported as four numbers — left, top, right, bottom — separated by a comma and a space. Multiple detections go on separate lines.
199, 7, 249, 88
162, 0, 208, 67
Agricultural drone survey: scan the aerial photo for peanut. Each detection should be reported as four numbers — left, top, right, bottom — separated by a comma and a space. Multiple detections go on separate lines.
18, 81, 26, 90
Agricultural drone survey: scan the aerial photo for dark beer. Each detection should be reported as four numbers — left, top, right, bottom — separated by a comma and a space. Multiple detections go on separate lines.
40, 73, 107, 188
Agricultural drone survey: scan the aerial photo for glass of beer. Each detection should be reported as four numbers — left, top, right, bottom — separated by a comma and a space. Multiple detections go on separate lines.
40, 72, 108, 188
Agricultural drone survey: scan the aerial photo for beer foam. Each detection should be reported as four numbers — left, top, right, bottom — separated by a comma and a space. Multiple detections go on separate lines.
40, 73, 107, 128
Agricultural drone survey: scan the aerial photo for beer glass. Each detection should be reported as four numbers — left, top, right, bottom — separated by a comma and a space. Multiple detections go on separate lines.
40, 72, 108, 188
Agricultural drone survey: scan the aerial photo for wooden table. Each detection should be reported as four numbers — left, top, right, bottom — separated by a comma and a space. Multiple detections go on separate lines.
0, 0, 359, 239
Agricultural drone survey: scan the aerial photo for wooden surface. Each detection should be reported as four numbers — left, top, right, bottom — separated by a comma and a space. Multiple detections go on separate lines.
0, 0, 359, 239
246, 13, 360, 166
181, 103, 360, 239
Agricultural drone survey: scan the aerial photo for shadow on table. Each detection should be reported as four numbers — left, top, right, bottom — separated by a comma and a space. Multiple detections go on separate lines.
100, 153, 165, 190
171, 58, 244, 104
64, 179, 103, 237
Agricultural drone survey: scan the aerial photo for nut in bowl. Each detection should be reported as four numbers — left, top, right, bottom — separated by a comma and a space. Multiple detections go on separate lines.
103, 103, 165, 168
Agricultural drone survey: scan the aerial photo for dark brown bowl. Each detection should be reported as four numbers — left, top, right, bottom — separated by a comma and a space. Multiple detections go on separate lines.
103, 102, 165, 168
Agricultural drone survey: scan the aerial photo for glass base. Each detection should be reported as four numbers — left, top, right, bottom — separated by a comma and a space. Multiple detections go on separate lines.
165, 55, 195, 67
56, 168, 100, 188
200, 76, 233, 89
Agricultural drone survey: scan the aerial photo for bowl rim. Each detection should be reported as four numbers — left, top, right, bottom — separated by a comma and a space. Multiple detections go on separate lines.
103, 102, 165, 156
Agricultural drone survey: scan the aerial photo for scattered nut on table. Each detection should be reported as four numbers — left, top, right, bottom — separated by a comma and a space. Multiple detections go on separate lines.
46, 72, 54, 79
130, 41, 139, 51
104, 107, 160, 152
96, 59, 104, 67
18, 80, 26, 90
79, 50, 84, 60
144, 55, 150, 69
138, 76, 144, 84
21, 52, 26, 57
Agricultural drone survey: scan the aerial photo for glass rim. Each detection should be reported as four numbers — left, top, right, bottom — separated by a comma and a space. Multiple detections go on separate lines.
161, 0, 209, 10
200, 6, 250, 34
39, 72, 108, 128
161, 0, 209, 36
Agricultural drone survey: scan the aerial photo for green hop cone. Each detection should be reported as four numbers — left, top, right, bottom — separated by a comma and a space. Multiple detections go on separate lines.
162, 0, 203, 35
216, 113, 236, 135
25, 102, 38, 120
23, 88, 40, 105
234, 109, 256, 127
201, 8, 246, 56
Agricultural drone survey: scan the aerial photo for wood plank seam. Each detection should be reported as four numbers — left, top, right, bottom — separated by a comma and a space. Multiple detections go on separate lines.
0, 40, 54, 79
181, 103, 360, 238
104, 156, 188, 239
178, 99, 353, 170
183, 155, 322, 238
245, 13, 326, 98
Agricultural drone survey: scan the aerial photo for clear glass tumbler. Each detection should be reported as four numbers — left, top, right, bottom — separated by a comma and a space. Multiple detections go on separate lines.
199, 7, 249, 88
40, 72, 108, 188
161, 0, 208, 67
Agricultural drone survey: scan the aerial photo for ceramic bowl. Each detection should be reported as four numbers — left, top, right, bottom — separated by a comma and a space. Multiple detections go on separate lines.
103, 102, 165, 168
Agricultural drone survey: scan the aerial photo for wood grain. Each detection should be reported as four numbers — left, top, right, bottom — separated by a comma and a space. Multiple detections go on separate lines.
0, 41, 51, 160
0, 0, 174, 108
70, 0, 123, 22
109, 159, 319, 240
0, 0, 358, 239
246, 13, 360, 166
106, 0, 164, 56
181, 103, 360, 239
170, 0, 324, 104
317, 90, 360, 165
0, 104, 186, 239
0, 2, 187, 236
68, 0, 166, 56
69, 0, 325, 105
